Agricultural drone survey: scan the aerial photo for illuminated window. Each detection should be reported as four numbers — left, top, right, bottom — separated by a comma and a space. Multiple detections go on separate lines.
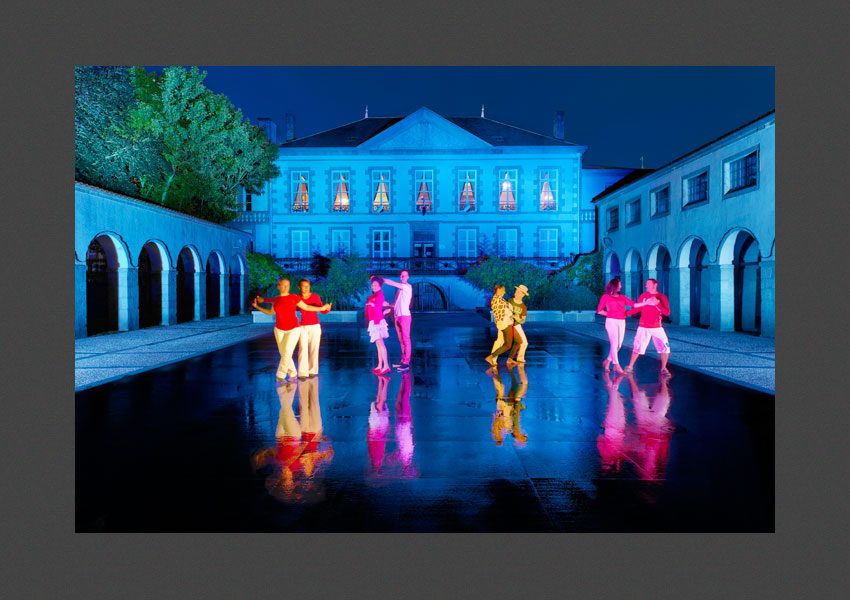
332, 170, 350, 212
372, 170, 391, 212
498, 170, 517, 211
331, 229, 350, 256
372, 229, 391, 258
539, 170, 558, 211
457, 228, 477, 258
539, 229, 558, 256
291, 230, 310, 258
291, 172, 309, 212
415, 170, 433, 212
497, 228, 518, 257
683, 170, 709, 207
650, 185, 670, 217
458, 170, 476, 212
607, 206, 619, 232
724, 149, 758, 194
626, 197, 641, 225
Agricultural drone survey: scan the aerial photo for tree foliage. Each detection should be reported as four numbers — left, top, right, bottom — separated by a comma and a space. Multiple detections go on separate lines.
74, 66, 280, 223
463, 257, 549, 309
247, 252, 289, 300
311, 256, 369, 310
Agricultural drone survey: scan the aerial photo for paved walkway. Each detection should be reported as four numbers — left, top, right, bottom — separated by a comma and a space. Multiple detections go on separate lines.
558, 320, 774, 394
75, 313, 775, 394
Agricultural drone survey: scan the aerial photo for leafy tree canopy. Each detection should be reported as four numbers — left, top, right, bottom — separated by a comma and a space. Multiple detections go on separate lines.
75, 66, 280, 223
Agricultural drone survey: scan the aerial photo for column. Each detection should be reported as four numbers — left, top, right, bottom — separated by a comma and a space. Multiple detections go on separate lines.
709, 263, 734, 332
669, 266, 690, 326
196, 271, 205, 321
75, 260, 87, 338
163, 269, 177, 325
219, 273, 227, 318
117, 267, 139, 331
760, 259, 775, 338
239, 274, 246, 314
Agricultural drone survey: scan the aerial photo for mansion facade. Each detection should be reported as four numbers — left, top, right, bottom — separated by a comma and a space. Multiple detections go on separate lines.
230, 107, 631, 275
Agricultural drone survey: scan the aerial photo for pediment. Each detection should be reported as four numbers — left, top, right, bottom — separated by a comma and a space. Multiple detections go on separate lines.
359, 107, 491, 150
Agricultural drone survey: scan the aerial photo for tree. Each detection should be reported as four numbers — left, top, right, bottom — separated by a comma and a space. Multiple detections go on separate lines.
312, 256, 369, 310
126, 66, 280, 223
247, 252, 289, 301
75, 66, 167, 198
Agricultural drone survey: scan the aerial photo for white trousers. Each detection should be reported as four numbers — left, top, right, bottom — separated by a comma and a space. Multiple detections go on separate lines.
273, 326, 301, 379
604, 318, 626, 365
297, 323, 322, 376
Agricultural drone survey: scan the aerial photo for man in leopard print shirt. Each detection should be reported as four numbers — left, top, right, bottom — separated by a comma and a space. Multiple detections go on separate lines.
486, 284, 514, 367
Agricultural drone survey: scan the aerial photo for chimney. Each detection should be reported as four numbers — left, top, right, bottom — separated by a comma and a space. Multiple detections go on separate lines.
285, 113, 296, 142
256, 117, 277, 144
553, 110, 565, 140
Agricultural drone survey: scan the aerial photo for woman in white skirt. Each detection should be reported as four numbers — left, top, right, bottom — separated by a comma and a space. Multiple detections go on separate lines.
365, 276, 391, 374
595, 277, 655, 374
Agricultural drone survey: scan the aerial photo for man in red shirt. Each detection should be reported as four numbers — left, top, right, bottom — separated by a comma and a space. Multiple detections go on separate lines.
296, 278, 329, 379
624, 278, 672, 375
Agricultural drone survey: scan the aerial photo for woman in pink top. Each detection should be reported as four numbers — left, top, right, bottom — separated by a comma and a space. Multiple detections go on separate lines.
365, 277, 391, 374
596, 277, 655, 374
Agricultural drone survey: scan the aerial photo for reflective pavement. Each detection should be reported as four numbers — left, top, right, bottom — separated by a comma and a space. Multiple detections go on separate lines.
76, 313, 774, 531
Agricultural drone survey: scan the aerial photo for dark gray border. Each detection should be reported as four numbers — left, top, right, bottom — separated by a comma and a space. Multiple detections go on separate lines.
4, 0, 848, 596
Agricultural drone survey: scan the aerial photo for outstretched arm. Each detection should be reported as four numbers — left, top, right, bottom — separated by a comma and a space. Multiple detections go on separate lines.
372, 275, 403, 290
297, 300, 332, 312
252, 298, 275, 316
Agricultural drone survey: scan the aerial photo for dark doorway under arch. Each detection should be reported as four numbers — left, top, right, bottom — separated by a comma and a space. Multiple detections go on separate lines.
206, 255, 222, 319
655, 247, 671, 297
86, 238, 119, 336
138, 244, 163, 329
177, 250, 195, 323
733, 234, 761, 335
411, 282, 447, 312
689, 243, 710, 328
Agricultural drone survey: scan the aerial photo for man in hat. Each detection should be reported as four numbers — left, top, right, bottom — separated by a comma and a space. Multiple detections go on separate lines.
507, 284, 530, 364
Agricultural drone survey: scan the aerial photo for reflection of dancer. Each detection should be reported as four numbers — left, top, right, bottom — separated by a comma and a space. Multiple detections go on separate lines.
485, 284, 514, 367
488, 365, 528, 446
253, 278, 331, 381
380, 270, 413, 372
596, 371, 627, 473
251, 380, 334, 503
624, 278, 671, 375
367, 374, 391, 472
365, 277, 391, 374
596, 277, 639, 374
625, 372, 674, 481
296, 278, 329, 379
394, 371, 417, 476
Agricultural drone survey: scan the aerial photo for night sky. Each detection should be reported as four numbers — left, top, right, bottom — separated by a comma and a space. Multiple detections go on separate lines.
149, 66, 774, 168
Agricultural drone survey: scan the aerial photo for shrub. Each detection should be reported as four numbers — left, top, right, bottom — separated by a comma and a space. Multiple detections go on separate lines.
463, 257, 549, 308
247, 252, 288, 300
312, 255, 369, 310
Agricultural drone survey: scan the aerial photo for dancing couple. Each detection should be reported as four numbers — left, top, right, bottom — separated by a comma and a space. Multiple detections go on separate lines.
597, 277, 671, 375
253, 277, 332, 382
485, 283, 529, 368
365, 270, 413, 375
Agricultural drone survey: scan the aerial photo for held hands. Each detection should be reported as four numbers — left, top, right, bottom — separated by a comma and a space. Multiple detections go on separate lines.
322, 303, 332, 311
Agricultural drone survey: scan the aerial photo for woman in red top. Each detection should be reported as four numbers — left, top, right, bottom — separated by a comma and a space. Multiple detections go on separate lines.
596, 277, 655, 374
365, 277, 391, 374
253, 277, 331, 381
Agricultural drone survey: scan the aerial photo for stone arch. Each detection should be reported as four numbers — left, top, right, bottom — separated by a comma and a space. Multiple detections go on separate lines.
205, 250, 227, 319
718, 228, 761, 334
674, 236, 710, 328
647, 243, 672, 297
228, 254, 247, 315
624, 248, 644, 299
604, 251, 621, 278
85, 232, 133, 336
138, 240, 172, 329
177, 245, 202, 323
411, 280, 448, 312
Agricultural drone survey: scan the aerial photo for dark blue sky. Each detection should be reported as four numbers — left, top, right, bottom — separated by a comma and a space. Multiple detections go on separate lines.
153, 66, 774, 168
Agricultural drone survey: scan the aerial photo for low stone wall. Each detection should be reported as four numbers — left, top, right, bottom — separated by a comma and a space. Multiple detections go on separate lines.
487, 310, 596, 323
252, 310, 359, 324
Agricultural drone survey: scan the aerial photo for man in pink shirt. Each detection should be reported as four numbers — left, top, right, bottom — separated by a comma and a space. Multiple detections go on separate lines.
625, 278, 672, 375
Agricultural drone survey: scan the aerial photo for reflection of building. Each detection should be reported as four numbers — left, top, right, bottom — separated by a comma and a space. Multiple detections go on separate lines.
230, 107, 631, 310
75, 182, 250, 338
594, 112, 775, 337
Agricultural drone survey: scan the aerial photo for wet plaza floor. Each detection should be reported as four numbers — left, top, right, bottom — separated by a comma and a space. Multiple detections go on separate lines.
76, 313, 774, 532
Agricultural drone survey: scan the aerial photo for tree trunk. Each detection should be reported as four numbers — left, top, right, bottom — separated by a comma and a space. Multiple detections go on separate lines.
161, 171, 175, 204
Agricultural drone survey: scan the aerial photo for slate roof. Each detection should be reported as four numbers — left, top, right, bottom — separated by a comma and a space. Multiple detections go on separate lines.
279, 109, 578, 148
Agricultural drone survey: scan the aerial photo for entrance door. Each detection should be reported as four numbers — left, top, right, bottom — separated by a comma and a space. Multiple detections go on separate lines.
412, 229, 437, 269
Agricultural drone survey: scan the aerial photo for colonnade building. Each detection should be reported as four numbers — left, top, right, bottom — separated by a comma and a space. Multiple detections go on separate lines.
593, 111, 775, 337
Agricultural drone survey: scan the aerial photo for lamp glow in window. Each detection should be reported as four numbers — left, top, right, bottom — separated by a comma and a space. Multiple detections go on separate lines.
415, 170, 433, 212
499, 171, 517, 211
373, 172, 390, 212
292, 174, 309, 212
333, 172, 350, 212
460, 172, 475, 212
539, 170, 557, 211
